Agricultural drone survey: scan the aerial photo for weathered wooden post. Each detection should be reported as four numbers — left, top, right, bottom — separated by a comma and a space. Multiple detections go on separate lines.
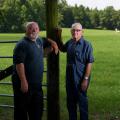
45, 0, 60, 120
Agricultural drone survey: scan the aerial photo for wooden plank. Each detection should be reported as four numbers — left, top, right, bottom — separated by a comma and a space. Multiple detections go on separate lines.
0, 65, 13, 81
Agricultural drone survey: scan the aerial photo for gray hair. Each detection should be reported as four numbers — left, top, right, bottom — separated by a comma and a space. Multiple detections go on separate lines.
25, 21, 38, 30
71, 23, 82, 30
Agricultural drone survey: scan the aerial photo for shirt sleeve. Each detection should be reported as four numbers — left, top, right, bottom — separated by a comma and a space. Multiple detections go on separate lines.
60, 41, 69, 52
13, 42, 26, 64
86, 42, 94, 63
42, 37, 51, 48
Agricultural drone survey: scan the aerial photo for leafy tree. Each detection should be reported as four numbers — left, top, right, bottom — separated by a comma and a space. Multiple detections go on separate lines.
0, 0, 46, 32
60, 6, 74, 27
0, 0, 120, 32
22, 0, 46, 30
89, 8, 100, 28
72, 5, 90, 28
100, 6, 116, 29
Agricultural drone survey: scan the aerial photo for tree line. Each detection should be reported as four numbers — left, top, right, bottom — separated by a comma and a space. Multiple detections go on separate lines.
0, 0, 120, 33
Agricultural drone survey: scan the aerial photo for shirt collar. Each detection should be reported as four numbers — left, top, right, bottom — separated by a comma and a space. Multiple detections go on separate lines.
71, 36, 84, 45
78, 36, 84, 45
24, 36, 38, 43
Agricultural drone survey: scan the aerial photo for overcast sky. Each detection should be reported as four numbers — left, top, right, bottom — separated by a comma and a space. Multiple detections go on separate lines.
67, 0, 120, 10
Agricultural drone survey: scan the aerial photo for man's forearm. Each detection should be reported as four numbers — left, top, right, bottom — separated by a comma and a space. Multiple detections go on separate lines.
81, 63, 92, 91
47, 38, 59, 54
16, 63, 28, 93
84, 63, 92, 78
16, 63, 27, 82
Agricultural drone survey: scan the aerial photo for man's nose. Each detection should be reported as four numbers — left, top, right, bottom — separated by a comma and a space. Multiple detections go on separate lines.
32, 28, 38, 32
32, 29, 36, 32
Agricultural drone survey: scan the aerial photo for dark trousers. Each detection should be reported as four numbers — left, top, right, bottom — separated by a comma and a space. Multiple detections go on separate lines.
12, 79, 43, 120
66, 65, 89, 120
67, 87, 88, 120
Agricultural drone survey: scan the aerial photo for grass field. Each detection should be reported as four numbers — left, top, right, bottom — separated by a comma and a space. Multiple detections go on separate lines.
0, 29, 120, 120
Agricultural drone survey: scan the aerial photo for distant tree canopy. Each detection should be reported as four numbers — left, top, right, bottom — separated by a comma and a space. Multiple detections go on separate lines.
0, 0, 120, 32
0, 0, 45, 32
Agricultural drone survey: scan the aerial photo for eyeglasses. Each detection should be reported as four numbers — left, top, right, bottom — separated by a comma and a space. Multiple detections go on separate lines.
72, 29, 82, 32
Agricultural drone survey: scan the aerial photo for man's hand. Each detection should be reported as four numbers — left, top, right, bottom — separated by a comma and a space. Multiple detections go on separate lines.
81, 79, 88, 91
47, 38, 59, 54
16, 63, 28, 93
51, 41, 59, 54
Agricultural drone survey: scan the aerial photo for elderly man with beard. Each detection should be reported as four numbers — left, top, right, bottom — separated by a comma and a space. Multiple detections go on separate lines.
12, 21, 58, 120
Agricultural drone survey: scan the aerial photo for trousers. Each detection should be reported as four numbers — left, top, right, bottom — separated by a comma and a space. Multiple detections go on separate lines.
66, 88, 88, 120
12, 77, 43, 120
66, 65, 88, 120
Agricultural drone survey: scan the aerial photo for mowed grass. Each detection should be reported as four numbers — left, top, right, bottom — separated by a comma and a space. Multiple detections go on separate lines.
0, 29, 120, 120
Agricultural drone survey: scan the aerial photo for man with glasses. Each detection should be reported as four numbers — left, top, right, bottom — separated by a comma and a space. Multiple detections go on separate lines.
58, 23, 94, 120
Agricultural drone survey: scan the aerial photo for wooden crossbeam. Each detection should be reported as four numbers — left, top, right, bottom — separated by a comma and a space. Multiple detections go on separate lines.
0, 65, 13, 81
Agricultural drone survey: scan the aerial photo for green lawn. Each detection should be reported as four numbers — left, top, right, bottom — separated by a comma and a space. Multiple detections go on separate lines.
0, 29, 120, 120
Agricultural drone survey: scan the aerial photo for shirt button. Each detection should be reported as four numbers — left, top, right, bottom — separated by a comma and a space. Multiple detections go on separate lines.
76, 52, 79, 56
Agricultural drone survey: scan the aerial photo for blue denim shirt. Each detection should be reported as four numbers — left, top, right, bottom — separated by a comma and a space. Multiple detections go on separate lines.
63, 37, 94, 88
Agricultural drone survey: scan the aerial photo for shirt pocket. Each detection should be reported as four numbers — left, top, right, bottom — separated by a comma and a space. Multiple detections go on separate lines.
75, 50, 86, 64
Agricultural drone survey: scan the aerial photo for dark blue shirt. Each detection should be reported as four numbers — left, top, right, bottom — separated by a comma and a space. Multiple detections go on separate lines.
13, 37, 49, 89
62, 37, 94, 87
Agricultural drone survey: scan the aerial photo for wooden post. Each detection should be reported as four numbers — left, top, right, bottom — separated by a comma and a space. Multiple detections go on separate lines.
45, 0, 60, 120
0, 65, 13, 81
